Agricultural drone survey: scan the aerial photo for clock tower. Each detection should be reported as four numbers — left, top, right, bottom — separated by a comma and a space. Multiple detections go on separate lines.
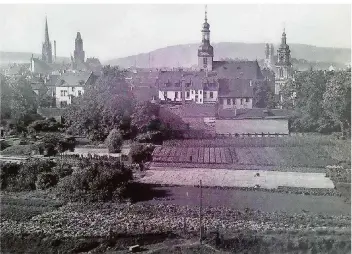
198, 5, 213, 72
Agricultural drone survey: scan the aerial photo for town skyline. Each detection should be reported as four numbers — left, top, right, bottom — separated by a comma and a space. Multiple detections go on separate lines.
0, 4, 351, 61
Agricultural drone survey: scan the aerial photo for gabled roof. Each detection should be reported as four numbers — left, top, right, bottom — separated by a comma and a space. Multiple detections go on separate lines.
218, 78, 254, 98
132, 86, 158, 102
31, 58, 53, 74
218, 108, 293, 120
157, 71, 219, 91
213, 60, 264, 80
45, 75, 60, 87
55, 71, 93, 87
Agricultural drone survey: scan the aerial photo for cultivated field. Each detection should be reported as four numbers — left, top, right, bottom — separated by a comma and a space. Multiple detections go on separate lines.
139, 168, 335, 189
152, 146, 338, 168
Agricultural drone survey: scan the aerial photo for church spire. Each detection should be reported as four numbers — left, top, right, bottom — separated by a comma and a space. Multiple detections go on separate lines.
198, 5, 213, 72
45, 16, 50, 43
204, 4, 207, 23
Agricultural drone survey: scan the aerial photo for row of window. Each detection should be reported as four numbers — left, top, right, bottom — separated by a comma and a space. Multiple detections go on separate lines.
60, 90, 82, 97
163, 90, 214, 99
221, 98, 250, 105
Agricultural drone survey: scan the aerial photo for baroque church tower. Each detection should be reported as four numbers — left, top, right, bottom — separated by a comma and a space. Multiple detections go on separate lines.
42, 17, 53, 64
198, 5, 213, 72
74, 32, 85, 63
274, 28, 292, 95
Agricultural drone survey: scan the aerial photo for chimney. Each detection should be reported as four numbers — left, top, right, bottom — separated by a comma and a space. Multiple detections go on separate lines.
181, 78, 186, 105
54, 40, 57, 62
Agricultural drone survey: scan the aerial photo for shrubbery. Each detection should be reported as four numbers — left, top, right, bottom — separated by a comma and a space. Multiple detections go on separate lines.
57, 158, 133, 202
28, 118, 63, 133
1, 159, 57, 191
52, 163, 73, 178
35, 172, 59, 190
130, 143, 155, 164
106, 129, 123, 153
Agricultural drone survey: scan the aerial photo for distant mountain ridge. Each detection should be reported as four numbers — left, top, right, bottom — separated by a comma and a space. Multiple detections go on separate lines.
0, 51, 70, 65
105, 42, 351, 69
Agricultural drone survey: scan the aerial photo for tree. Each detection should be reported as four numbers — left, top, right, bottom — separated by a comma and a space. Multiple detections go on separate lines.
323, 70, 351, 137
106, 129, 123, 153
41, 133, 75, 156
253, 81, 277, 108
131, 101, 160, 133
63, 66, 133, 141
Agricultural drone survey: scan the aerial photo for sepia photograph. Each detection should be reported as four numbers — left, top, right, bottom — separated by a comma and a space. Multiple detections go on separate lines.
0, 1, 351, 253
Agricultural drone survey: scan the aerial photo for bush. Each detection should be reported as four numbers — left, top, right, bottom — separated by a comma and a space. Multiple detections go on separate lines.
130, 143, 155, 164
3, 159, 57, 191
52, 163, 73, 178
0, 162, 21, 190
41, 133, 76, 156
28, 118, 62, 133
57, 158, 132, 202
106, 129, 123, 153
35, 172, 59, 190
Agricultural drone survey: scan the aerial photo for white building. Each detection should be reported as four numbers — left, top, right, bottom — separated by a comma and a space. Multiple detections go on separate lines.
55, 71, 95, 108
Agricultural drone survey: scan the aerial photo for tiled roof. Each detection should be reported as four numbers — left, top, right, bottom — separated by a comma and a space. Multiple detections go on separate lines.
213, 60, 264, 80
218, 108, 293, 119
132, 86, 158, 102
55, 71, 93, 87
45, 75, 60, 87
31, 58, 53, 74
157, 71, 219, 91
162, 104, 216, 118
218, 78, 254, 98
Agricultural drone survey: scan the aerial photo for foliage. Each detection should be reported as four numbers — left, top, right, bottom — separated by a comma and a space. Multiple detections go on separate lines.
41, 133, 75, 156
105, 129, 123, 153
35, 172, 59, 190
52, 163, 73, 178
130, 143, 155, 164
253, 81, 277, 108
136, 131, 164, 145
57, 158, 133, 202
280, 70, 349, 134
131, 101, 161, 133
323, 70, 351, 137
63, 66, 133, 141
0, 144, 41, 156
2, 159, 57, 191
0, 140, 11, 151
28, 118, 63, 133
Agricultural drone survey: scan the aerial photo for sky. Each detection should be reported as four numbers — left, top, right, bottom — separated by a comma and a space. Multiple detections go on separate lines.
0, 4, 350, 61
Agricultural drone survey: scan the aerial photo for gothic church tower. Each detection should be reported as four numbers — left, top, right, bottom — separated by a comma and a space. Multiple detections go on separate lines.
42, 17, 53, 64
198, 5, 213, 72
74, 32, 85, 63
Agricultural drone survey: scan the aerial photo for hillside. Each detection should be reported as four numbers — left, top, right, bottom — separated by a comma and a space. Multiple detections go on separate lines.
0, 51, 70, 65
105, 42, 351, 69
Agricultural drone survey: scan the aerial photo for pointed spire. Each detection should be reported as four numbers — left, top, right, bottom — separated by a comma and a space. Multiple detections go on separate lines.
45, 16, 50, 43
205, 5, 208, 22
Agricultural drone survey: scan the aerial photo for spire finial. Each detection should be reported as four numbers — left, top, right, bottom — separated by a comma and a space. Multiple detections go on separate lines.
205, 5, 207, 22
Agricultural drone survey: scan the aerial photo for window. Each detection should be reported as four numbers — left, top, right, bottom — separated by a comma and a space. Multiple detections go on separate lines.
164, 91, 167, 99
191, 90, 194, 94
279, 68, 283, 77
60, 90, 67, 97
195, 90, 198, 94
72, 87, 75, 92
234, 98, 237, 105
60, 101, 68, 108
240, 99, 244, 105
199, 90, 202, 94
186, 91, 190, 98
175, 92, 179, 98
78, 90, 82, 96
227, 99, 231, 105
203, 91, 207, 98
203, 58, 207, 65
210, 92, 213, 98
245, 98, 249, 103
200, 99, 202, 103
